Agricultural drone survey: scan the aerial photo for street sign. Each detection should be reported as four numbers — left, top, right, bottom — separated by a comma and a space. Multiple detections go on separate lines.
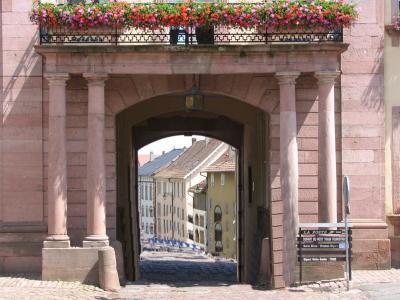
297, 223, 352, 286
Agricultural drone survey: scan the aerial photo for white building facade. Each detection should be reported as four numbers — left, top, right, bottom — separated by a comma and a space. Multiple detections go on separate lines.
138, 148, 184, 241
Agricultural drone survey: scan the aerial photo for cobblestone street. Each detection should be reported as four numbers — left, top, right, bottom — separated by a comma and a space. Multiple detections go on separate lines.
139, 251, 237, 283
0, 252, 400, 299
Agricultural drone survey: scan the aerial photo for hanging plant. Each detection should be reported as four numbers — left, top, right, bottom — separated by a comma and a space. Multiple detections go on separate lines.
30, 0, 358, 31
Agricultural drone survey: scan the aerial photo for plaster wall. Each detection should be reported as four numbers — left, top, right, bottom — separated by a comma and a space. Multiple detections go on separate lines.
206, 171, 237, 259
384, 0, 400, 267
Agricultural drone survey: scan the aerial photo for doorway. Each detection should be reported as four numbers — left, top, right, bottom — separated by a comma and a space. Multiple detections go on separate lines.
115, 94, 271, 285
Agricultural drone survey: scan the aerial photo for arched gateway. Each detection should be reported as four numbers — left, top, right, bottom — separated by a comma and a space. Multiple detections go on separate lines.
36, 44, 346, 288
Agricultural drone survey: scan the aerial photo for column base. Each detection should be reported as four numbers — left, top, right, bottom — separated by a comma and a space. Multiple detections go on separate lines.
83, 235, 109, 248
44, 235, 70, 248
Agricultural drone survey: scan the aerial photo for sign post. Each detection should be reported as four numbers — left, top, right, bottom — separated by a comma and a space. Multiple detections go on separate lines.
343, 176, 351, 291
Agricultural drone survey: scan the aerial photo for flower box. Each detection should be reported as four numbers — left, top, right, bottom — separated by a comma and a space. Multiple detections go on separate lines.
30, 1, 358, 34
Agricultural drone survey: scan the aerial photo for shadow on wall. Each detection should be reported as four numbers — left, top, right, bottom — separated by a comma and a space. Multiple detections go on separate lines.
360, 36, 384, 112
2, 31, 40, 123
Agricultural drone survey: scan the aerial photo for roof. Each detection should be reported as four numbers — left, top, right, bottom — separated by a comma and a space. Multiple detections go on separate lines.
189, 180, 207, 193
203, 149, 236, 173
154, 139, 222, 179
138, 148, 184, 176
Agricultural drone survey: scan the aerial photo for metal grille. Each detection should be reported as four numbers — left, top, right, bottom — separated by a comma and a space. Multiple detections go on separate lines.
39, 25, 343, 45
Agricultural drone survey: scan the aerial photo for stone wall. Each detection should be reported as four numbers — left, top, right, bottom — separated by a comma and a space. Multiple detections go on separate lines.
341, 0, 389, 268
0, 0, 45, 273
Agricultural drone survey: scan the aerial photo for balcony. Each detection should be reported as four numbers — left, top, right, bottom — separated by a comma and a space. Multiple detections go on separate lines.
33, 1, 355, 46
39, 26, 343, 45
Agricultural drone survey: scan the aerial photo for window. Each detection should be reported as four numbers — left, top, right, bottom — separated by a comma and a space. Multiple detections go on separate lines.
214, 205, 222, 222
145, 224, 149, 234
182, 224, 185, 236
163, 204, 166, 216
170, 220, 172, 230
67, 0, 87, 4
182, 209, 185, 220
215, 241, 223, 252
157, 203, 161, 217
146, 206, 149, 217
141, 205, 144, 217
149, 207, 153, 218
157, 182, 161, 193
221, 173, 225, 186
177, 207, 180, 218
215, 223, 222, 241
150, 224, 154, 234
163, 220, 166, 232
163, 182, 166, 194
210, 173, 215, 187
145, 185, 148, 200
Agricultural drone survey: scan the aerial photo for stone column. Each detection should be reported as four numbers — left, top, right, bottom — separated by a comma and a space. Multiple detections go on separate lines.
83, 73, 109, 247
315, 71, 340, 223
45, 73, 70, 247
276, 72, 300, 286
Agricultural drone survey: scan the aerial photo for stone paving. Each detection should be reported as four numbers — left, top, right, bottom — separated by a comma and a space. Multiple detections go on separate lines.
0, 252, 399, 299
139, 251, 237, 283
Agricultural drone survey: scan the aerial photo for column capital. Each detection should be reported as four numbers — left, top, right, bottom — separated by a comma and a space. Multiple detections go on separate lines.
315, 70, 341, 84
44, 73, 70, 86
275, 71, 301, 85
83, 73, 108, 86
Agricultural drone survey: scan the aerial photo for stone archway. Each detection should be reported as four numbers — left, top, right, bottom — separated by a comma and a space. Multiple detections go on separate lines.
115, 92, 271, 285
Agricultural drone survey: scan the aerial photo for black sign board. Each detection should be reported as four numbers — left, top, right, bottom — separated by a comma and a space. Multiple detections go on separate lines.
297, 224, 352, 284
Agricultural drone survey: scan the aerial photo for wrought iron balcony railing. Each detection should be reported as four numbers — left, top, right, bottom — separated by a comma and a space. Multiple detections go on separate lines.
39, 25, 343, 46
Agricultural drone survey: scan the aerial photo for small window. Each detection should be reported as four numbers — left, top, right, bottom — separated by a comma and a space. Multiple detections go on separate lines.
215, 223, 222, 241
67, 0, 86, 4
215, 241, 223, 252
221, 173, 225, 186
210, 174, 215, 187
214, 205, 222, 222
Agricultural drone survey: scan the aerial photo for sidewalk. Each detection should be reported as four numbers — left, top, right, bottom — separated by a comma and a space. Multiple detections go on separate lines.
0, 269, 399, 300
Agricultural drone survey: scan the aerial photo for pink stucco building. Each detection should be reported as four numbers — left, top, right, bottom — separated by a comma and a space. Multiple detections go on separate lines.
0, 0, 394, 288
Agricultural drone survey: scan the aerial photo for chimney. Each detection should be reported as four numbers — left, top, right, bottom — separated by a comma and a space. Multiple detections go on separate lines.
205, 137, 210, 146
162, 151, 165, 155
150, 151, 154, 161
192, 137, 196, 145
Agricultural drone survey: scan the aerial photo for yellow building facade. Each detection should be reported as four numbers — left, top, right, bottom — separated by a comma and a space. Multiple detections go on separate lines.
205, 151, 237, 259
